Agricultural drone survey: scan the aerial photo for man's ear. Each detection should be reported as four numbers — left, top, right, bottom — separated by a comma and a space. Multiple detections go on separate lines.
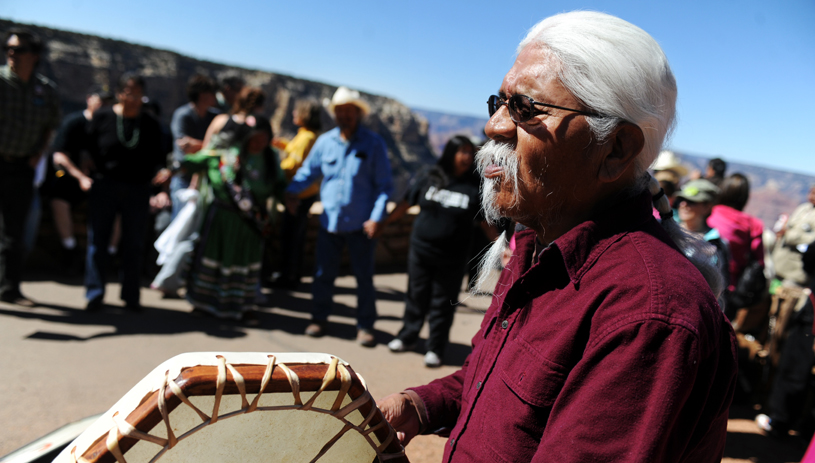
597, 122, 645, 183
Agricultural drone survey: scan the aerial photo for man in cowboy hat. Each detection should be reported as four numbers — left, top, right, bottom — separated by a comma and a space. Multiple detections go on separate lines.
379, 11, 737, 462
285, 86, 392, 347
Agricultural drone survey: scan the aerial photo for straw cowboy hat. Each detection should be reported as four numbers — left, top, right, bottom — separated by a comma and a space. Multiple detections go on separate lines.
651, 150, 689, 183
327, 86, 370, 116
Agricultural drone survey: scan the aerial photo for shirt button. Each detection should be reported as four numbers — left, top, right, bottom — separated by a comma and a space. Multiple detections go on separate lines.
501, 320, 508, 329
476, 381, 481, 389
450, 438, 455, 446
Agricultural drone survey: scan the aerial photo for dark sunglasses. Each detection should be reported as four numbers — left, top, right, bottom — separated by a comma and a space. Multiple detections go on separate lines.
4, 45, 33, 54
678, 198, 701, 206
487, 94, 599, 123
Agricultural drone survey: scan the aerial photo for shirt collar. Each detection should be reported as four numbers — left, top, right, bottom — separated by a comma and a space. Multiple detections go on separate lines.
330, 125, 364, 143
512, 189, 657, 286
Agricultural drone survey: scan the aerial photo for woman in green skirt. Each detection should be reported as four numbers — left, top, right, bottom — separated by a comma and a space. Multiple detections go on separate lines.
179, 87, 285, 320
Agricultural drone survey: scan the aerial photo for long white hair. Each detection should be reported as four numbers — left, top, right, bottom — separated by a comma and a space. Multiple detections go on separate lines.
518, 11, 677, 176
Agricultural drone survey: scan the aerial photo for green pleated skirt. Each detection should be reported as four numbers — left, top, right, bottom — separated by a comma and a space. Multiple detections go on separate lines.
186, 203, 263, 319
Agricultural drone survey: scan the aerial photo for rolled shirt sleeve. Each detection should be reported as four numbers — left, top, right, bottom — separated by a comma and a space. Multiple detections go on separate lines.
286, 136, 324, 196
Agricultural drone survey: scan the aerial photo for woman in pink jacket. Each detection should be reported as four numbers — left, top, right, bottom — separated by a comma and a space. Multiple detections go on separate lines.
707, 173, 764, 318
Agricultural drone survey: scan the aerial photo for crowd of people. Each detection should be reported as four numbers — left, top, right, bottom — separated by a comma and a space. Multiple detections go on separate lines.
3, 16, 815, 461
0, 27, 496, 369
654, 150, 815, 442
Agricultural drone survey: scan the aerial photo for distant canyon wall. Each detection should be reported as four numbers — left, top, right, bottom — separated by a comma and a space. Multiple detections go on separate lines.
0, 19, 437, 195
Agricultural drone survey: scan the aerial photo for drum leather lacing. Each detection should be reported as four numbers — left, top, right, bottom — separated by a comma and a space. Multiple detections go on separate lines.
69, 354, 403, 463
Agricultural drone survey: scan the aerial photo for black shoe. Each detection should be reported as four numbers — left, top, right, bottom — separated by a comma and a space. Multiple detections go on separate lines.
356, 329, 377, 348
305, 321, 328, 337
241, 310, 261, 327
86, 297, 104, 312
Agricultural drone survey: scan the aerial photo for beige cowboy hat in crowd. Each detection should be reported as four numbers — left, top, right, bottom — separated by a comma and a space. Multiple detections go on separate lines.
652, 150, 689, 183
327, 86, 371, 116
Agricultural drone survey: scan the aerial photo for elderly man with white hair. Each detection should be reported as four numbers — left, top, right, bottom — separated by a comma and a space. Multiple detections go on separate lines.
380, 11, 737, 462
286, 86, 392, 347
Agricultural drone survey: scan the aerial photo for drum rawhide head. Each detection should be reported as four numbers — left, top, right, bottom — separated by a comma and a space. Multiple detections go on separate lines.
54, 352, 408, 463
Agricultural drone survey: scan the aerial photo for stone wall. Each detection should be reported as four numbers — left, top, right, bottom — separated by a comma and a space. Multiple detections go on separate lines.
294, 202, 419, 268
3, 19, 435, 272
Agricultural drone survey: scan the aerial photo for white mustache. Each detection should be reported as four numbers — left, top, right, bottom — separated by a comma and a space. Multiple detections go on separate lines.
476, 140, 521, 224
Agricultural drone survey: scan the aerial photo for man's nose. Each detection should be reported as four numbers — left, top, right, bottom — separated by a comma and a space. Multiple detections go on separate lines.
484, 106, 515, 142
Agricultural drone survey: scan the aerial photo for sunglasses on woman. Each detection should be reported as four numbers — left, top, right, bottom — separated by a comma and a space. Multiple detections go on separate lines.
487, 94, 600, 123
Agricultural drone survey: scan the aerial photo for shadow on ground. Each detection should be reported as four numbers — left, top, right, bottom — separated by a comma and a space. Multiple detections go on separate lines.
3, 273, 473, 367
0, 302, 250, 340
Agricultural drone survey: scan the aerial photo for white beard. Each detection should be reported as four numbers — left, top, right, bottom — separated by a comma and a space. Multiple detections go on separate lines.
475, 140, 521, 225
471, 140, 522, 296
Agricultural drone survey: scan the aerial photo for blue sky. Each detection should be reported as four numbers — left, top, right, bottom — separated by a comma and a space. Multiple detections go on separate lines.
2, 0, 814, 174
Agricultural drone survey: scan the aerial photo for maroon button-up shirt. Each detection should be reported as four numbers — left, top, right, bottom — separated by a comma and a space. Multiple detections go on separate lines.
409, 191, 738, 462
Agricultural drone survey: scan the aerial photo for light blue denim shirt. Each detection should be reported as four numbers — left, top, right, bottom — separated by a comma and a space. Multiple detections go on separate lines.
286, 126, 393, 233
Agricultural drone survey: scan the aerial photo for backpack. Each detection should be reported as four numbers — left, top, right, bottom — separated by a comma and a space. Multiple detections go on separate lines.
728, 258, 767, 309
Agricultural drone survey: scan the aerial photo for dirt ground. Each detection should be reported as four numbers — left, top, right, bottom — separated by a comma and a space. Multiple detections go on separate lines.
0, 272, 810, 462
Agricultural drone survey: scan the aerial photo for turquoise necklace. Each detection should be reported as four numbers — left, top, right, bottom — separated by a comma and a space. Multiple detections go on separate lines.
116, 113, 140, 149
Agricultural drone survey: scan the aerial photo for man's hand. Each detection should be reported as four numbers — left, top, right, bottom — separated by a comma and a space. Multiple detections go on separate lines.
149, 192, 171, 212
363, 219, 384, 239
284, 193, 300, 215
177, 136, 204, 154
78, 175, 93, 192
152, 168, 172, 186
379, 393, 421, 446
54, 151, 94, 191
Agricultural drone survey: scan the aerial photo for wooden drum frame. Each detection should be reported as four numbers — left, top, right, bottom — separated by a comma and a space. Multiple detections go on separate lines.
54, 352, 408, 463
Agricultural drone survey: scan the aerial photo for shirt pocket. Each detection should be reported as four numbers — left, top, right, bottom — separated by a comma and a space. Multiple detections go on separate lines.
480, 337, 566, 462
346, 149, 369, 178
321, 152, 341, 177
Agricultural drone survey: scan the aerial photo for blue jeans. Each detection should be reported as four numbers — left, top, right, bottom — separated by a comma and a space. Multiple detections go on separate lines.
85, 178, 150, 305
312, 228, 377, 329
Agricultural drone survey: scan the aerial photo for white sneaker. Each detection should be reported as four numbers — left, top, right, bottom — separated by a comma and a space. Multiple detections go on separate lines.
755, 414, 774, 434
424, 351, 442, 368
388, 338, 406, 352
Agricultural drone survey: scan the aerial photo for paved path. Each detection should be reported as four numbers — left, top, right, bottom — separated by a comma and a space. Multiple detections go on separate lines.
0, 273, 809, 462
